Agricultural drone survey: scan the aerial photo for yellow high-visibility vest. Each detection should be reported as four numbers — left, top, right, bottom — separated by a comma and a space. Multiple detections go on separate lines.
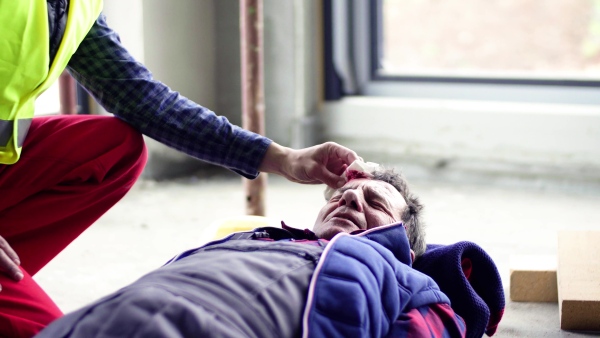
0, 0, 103, 164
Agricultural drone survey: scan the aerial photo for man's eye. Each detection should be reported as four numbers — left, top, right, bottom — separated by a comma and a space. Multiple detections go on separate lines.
371, 201, 385, 209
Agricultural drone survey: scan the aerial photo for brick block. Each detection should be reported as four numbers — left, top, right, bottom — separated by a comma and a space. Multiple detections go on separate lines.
557, 231, 600, 331
509, 254, 557, 302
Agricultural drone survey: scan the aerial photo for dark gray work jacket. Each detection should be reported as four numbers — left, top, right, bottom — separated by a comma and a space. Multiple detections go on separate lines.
37, 238, 324, 338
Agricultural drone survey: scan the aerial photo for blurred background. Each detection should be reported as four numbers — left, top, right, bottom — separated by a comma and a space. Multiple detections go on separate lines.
34, 1, 600, 336
37, 0, 600, 190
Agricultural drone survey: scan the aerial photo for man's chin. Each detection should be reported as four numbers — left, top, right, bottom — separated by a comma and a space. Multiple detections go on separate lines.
316, 224, 358, 240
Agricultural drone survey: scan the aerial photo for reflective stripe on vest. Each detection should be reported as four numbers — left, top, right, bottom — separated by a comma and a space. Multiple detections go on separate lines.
0, 0, 103, 164
0, 119, 32, 148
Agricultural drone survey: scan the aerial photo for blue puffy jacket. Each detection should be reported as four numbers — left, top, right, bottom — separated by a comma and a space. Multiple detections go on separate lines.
302, 223, 453, 337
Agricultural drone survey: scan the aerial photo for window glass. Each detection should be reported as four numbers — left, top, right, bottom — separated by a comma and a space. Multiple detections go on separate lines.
382, 0, 600, 80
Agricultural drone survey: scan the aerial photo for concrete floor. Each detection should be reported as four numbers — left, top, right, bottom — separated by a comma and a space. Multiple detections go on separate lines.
34, 169, 600, 337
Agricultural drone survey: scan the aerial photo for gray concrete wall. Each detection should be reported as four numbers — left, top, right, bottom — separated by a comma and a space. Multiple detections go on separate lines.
214, 0, 320, 148
140, 0, 218, 179
103, 0, 320, 179
263, 0, 296, 145
214, 1, 242, 127
103, 0, 220, 179
142, 1, 216, 110
263, 0, 321, 148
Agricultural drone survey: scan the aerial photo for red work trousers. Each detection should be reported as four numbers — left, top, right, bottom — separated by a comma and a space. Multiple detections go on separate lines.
0, 115, 148, 337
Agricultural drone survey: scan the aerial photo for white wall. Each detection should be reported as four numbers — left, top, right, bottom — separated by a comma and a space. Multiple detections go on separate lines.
322, 97, 600, 190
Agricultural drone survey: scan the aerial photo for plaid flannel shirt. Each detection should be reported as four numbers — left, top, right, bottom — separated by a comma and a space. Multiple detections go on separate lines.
66, 13, 271, 179
392, 304, 467, 337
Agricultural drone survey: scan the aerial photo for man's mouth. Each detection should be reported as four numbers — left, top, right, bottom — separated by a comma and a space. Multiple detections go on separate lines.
328, 213, 361, 229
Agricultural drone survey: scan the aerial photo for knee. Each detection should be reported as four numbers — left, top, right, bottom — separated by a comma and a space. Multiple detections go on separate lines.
92, 117, 148, 182
106, 118, 148, 167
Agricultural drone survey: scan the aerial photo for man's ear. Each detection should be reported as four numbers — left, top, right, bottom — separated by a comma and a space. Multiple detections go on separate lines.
410, 249, 415, 263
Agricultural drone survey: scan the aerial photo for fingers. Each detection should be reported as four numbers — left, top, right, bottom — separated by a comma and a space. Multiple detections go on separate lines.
0, 253, 23, 281
0, 236, 20, 266
266, 141, 360, 187
326, 142, 360, 165
300, 142, 360, 188
325, 157, 347, 176
316, 168, 346, 189
0, 236, 23, 283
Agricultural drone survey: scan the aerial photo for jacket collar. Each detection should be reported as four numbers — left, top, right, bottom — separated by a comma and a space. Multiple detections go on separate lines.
352, 222, 413, 266
282, 221, 412, 266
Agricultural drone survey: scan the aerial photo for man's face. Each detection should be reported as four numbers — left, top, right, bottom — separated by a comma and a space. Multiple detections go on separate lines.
313, 178, 408, 240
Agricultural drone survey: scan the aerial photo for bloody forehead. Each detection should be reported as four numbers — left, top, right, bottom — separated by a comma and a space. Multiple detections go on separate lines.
346, 169, 372, 181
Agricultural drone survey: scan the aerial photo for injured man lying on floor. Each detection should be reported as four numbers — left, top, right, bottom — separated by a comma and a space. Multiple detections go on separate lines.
36, 163, 505, 338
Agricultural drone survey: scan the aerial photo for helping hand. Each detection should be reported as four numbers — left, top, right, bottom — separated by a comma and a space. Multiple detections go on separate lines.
259, 142, 360, 189
0, 235, 23, 291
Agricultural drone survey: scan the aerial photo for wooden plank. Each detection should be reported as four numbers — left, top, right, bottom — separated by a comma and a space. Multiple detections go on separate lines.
557, 231, 600, 331
510, 254, 557, 302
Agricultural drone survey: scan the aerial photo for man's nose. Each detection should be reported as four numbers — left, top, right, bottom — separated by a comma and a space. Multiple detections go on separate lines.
338, 190, 363, 211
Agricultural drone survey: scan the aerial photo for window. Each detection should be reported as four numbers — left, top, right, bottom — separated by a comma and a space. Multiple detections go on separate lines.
325, 0, 600, 104
378, 0, 600, 83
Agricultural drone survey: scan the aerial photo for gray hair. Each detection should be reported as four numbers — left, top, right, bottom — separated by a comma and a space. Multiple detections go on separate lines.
370, 168, 426, 258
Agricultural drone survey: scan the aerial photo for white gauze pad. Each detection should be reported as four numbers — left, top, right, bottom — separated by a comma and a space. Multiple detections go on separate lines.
323, 160, 381, 200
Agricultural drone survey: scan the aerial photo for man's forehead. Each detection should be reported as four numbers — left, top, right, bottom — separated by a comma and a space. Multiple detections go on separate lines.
338, 178, 399, 197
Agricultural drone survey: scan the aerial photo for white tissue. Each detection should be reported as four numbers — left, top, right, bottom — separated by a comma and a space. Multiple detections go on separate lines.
323, 159, 381, 200
347, 160, 380, 174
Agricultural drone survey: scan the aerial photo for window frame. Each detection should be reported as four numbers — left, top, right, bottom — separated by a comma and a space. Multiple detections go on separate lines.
369, 0, 600, 89
326, 0, 600, 104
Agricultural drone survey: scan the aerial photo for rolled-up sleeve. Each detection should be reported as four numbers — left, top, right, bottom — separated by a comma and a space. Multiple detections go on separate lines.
67, 13, 271, 179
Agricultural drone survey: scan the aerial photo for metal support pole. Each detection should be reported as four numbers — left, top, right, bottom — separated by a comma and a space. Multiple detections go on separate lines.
241, 0, 267, 216
58, 71, 78, 115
